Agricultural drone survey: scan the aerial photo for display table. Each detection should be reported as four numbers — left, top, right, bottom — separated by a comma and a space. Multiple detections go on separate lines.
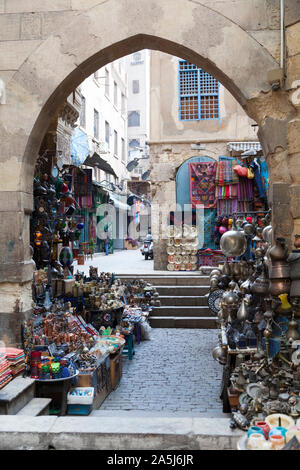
35, 372, 78, 416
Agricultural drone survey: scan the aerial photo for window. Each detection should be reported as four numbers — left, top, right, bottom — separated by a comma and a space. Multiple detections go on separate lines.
128, 111, 140, 127
129, 138, 140, 148
105, 121, 110, 146
114, 130, 118, 156
121, 138, 126, 162
132, 80, 140, 94
114, 81, 118, 107
105, 69, 110, 97
94, 109, 99, 139
121, 93, 126, 114
80, 96, 86, 128
131, 52, 143, 64
178, 60, 219, 121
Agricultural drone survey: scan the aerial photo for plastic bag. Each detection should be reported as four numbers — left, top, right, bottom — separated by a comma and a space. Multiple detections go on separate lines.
140, 320, 152, 340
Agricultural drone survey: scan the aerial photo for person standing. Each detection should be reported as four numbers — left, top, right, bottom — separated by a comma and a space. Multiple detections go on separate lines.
104, 232, 110, 256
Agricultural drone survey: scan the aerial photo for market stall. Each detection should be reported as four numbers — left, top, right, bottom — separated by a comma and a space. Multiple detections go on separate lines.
209, 210, 300, 450
20, 266, 158, 415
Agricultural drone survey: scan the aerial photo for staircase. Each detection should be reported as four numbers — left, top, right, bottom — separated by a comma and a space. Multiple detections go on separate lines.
118, 273, 217, 329
0, 377, 51, 416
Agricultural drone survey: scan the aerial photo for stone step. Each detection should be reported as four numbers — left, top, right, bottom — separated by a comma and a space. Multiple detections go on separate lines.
0, 415, 243, 450
151, 306, 213, 317
149, 316, 217, 329
156, 285, 209, 296
117, 275, 210, 286
159, 295, 208, 306
0, 377, 35, 415
16, 398, 52, 417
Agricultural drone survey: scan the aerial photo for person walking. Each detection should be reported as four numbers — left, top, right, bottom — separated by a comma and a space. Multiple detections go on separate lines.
104, 232, 110, 256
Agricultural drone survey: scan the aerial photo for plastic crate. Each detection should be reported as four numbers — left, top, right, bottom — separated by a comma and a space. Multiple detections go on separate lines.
67, 387, 94, 405
67, 404, 93, 415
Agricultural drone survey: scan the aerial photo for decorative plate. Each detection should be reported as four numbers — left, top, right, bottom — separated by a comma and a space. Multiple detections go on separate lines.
180, 263, 186, 271
190, 226, 198, 238
168, 255, 175, 263
186, 262, 193, 271
173, 226, 183, 238
167, 263, 175, 271
191, 263, 198, 271
167, 238, 174, 246
175, 246, 182, 255
167, 246, 175, 255
174, 238, 182, 246
183, 225, 191, 237
191, 249, 198, 255
207, 289, 224, 314
174, 255, 182, 264
166, 225, 174, 237
174, 264, 181, 271
182, 255, 189, 264
190, 255, 198, 264
246, 383, 265, 399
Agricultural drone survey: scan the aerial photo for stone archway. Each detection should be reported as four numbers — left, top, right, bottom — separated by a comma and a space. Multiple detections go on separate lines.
0, 0, 298, 345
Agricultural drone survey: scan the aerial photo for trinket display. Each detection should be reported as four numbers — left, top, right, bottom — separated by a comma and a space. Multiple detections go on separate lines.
210, 209, 300, 450
166, 224, 198, 271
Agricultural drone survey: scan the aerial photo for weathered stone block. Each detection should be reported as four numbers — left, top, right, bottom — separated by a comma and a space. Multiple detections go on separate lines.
21, 13, 42, 40
286, 54, 300, 89
71, 0, 107, 9
0, 40, 41, 70
6, 0, 72, 13
289, 185, 300, 219
0, 14, 20, 41
287, 20, 300, 57
269, 182, 290, 205
287, 119, 300, 154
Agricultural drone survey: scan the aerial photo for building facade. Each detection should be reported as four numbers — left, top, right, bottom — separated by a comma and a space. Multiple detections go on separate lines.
73, 58, 129, 250
149, 51, 265, 270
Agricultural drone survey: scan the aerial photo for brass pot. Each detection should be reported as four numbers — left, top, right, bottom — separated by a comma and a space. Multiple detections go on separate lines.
269, 278, 291, 296
269, 237, 288, 262
251, 270, 269, 295
269, 261, 290, 279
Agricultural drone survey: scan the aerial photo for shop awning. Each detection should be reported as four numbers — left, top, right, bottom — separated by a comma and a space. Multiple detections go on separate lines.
227, 141, 262, 152
83, 152, 117, 177
109, 192, 130, 211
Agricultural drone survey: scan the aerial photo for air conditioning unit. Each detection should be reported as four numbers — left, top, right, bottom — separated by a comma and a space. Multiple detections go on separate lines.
97, 141, 109, 154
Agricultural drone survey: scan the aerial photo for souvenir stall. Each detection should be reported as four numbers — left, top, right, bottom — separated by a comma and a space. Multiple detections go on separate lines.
176, 151, 269, 268
209, 211, 300, 450
20, 263, 158, 415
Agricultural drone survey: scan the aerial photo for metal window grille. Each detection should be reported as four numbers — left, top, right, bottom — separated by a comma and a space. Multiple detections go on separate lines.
178, 60, 219, 121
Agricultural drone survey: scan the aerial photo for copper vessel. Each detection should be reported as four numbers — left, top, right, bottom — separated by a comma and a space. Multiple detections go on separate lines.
269, 278, 291, 296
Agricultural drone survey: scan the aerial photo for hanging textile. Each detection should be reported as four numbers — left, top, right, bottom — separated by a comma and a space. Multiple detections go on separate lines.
204, 209, 217, 249
188, 162, 217, 209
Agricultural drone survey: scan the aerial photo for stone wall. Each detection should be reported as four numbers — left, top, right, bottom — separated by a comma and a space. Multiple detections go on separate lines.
0, 0, 299, 342
150, 141, 232, 270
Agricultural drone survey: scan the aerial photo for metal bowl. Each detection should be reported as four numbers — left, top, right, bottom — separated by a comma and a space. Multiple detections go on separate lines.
220, 230, 247, 257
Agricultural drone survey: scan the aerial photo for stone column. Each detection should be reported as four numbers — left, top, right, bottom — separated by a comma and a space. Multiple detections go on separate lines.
0, 191, 34, 347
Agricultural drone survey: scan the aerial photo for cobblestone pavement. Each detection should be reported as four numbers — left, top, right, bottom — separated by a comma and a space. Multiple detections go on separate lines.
100, 329, 223, 413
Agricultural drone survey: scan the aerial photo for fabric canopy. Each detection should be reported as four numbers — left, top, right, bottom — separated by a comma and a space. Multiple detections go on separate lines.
83, 152, 117, 177
109, 193, 130, 211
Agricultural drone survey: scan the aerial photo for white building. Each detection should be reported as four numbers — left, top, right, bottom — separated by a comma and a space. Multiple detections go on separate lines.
125, 50, 150, 180
73, 58, 130, 249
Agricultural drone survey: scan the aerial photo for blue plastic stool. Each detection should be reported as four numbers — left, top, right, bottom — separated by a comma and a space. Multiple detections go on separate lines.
122, 332, 135, 360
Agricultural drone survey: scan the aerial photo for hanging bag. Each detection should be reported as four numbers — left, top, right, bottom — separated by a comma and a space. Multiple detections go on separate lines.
247, 167, 254, 179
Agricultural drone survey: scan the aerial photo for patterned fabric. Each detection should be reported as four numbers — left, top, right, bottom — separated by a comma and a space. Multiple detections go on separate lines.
203, 209, 217, 249
189, 162, 217, 209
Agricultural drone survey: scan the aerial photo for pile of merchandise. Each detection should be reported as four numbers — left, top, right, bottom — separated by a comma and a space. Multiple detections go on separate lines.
166, 224, 198, 271
0, 350, 12, 390
209, 210, 300, 450
23, 267, 157, 383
